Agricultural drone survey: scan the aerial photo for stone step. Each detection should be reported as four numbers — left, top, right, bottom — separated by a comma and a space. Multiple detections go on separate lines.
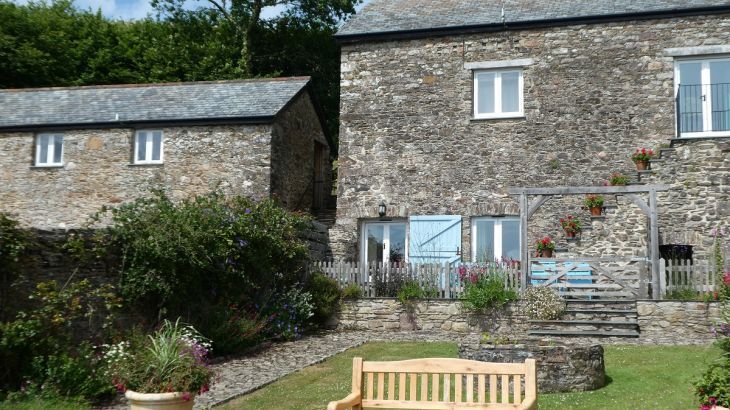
559, 291, 636, 299
551, 283, 623, 289
565, 300, 637, 310
530, 319, 638, 327
562, 311, 638, 321
527, 329, 640, 338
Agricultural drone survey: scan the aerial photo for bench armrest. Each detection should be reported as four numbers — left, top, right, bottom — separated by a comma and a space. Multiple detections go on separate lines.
327, 392, 362, 410
519, 397, 537, 410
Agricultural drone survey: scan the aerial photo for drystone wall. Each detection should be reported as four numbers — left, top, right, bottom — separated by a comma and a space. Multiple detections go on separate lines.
332, 13, 730, 260
334, 298, 721, 345
0, 125, 273, 229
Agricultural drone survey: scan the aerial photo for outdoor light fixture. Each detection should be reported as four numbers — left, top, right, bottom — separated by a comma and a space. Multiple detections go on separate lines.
378, 201, 387, 217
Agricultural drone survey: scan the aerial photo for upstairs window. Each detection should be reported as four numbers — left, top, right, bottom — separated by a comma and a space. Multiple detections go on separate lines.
134, 130, 163, 164
675, 57, 730, 137
35, 133, 64, 166
473, 69, 524, 119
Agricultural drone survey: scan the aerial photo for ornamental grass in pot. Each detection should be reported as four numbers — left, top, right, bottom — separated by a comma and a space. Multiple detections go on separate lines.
105, 319, 214, 410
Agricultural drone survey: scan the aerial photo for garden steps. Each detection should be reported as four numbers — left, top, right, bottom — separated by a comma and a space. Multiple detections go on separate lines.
528, 299, 641, 338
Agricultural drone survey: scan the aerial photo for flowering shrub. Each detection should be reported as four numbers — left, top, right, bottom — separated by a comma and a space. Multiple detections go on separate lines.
606, 172, 629, 186
202, 303, 269, 355
521, 286, 566, 320
584, 194, 604, 208
535, 236, 555, 251
263, 288, 313, 341
106, 319, 214, 396
559, 215, 582, 234
459, 264, 518, 312
306, 273, 342, 328
631, 147, 655, 162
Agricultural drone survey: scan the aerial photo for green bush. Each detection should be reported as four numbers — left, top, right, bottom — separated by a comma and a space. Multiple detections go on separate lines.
262, 288, 313, 341
665, 287, 699, 301
695, 299, 730, 408
0, 213, 31, 320
397, 280, 437, 305
342, 284, 363, 300
200, 304, 268, 356
0, 280, 120, 399
306, 273, 342, 327
79, 191, 311, 328
460, 274, 518, 313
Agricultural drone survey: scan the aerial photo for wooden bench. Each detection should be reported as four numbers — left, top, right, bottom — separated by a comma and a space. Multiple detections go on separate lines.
327, 357, 537, 410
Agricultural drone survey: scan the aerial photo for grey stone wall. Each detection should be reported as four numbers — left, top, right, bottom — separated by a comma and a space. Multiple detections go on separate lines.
459, 343, 606, 393
637, 300, 721, 344
271, 92, 330, 211
335, 298, 721, 345
332, 13, 730, 260
0, 125, 273, 229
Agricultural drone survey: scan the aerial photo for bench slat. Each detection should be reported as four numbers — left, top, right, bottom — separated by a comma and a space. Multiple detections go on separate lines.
409, 373, 417, 401
490, 374, 497, 403
389, 372, 396, 400
361, 399, 518, 409
443, 373, 451, 402
455, 373, 462, 403
478, 374, 485, 403
432, 373, 440, 402
466, 374, 474, 403
501, 375, 509, 404
399, 373, 406, 401
513, 375, 521, 405
363, 359, 528, 375
420, 374, 428, 401
367, 372, 374, 400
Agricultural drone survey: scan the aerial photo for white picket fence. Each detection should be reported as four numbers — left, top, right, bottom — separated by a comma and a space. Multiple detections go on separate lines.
313, 261, 522, 299
659, 258, 724, 298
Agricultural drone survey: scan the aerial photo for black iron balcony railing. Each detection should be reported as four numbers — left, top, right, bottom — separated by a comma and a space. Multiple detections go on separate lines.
676, 83, 730, 137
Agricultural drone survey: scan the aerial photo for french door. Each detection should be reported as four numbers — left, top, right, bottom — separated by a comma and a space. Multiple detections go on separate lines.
361, 222, 407, 264
675, 57, 730, 137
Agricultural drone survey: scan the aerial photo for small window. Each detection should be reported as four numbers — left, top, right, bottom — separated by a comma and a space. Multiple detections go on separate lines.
134, 130, 163, 164
35, 133, 64, 166
471, 217, 520, 262
473, 69, 524, 119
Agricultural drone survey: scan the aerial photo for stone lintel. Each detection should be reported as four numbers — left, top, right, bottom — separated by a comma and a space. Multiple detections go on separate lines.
664, 45, 730, 57
464, 58, 534, 70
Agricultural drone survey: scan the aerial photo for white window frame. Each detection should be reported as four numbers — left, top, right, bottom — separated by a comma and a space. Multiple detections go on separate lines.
471, 216, 521, 262
360, 221, 408, 265
133, 130, 164, 164
674, 56, 730, 138
473, 69, 524, 119
35, 133, 64, 167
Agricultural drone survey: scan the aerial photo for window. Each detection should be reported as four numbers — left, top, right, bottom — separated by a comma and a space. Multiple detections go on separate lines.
361, 221, 407, 264
675, 57, 730, 137
35, 133, 64, 166
471, 217, 520, 262
134, 130, 164, 164
473, 69, 523, 119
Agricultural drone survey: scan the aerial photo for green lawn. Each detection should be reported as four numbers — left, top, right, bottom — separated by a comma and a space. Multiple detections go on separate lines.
222, 342, 720, 410
0, 397, 89, 410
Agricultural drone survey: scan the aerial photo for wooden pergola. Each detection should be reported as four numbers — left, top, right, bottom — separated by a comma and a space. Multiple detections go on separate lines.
508, 185, 670, 299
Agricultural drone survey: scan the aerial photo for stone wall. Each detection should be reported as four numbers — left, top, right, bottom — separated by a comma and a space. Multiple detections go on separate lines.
459, 343, 606, 393
332, 13, 730, 260
335, 298, 721, 345
0, 125, 273, 229
637, 300, 722, 344
271, 92, 330, 211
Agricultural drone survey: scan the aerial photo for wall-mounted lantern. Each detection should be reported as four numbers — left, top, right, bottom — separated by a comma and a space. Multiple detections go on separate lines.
378, 201, 387, 218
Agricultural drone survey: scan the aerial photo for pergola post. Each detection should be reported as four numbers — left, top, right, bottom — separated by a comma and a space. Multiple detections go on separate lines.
519, 193, 529, 292
649, 189, 660, 299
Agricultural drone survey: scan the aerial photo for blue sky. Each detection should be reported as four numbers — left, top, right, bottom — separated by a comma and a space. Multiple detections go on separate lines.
11, 0, 369, 21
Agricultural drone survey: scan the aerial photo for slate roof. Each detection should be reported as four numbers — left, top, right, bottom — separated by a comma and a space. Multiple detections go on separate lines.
337, 0, 730, 39
0, 77, 311, 130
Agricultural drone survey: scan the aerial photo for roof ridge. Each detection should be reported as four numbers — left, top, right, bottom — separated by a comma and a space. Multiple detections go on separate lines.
0, 76, 311, 94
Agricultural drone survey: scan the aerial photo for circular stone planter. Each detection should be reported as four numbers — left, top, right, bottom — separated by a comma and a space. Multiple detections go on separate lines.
125, 390, 195, 410
459, 342, 606, 393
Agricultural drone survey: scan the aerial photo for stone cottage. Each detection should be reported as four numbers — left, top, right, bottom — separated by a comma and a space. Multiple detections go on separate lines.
330, 0, 730, 264
0, 77, 331, 229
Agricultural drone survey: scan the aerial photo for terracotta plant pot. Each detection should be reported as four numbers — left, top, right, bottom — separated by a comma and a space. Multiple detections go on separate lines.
635, 160, 650, 170
539, 249, 553, 258
565, 230, 577, 239
589, 206, 603, 216
125, 391, 195, 410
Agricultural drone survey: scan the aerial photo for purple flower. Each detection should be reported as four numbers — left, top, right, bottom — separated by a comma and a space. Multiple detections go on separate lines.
244, 208, 252, 214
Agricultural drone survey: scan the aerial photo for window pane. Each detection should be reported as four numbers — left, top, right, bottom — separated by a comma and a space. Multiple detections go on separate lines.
710, 61, 730, 132
474, 220, 495, 262
38, 135, 49, 164
501, 72, 520, 113
678, 63, 703, 133
152, 131, 162, 161
53, 135, 63, 164
365, 224, 384, 264
476, 73, 495, 114
389, 224, 406, 264
501, 220, 520, 261
137, 132, 147, 162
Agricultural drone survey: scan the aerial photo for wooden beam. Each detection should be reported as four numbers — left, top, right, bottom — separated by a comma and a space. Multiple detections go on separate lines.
649, 190, 660, 299
527, 195, 550, 220
625, 194, 651, 217
519, 194, 529, 292
507, 185, 669, 195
